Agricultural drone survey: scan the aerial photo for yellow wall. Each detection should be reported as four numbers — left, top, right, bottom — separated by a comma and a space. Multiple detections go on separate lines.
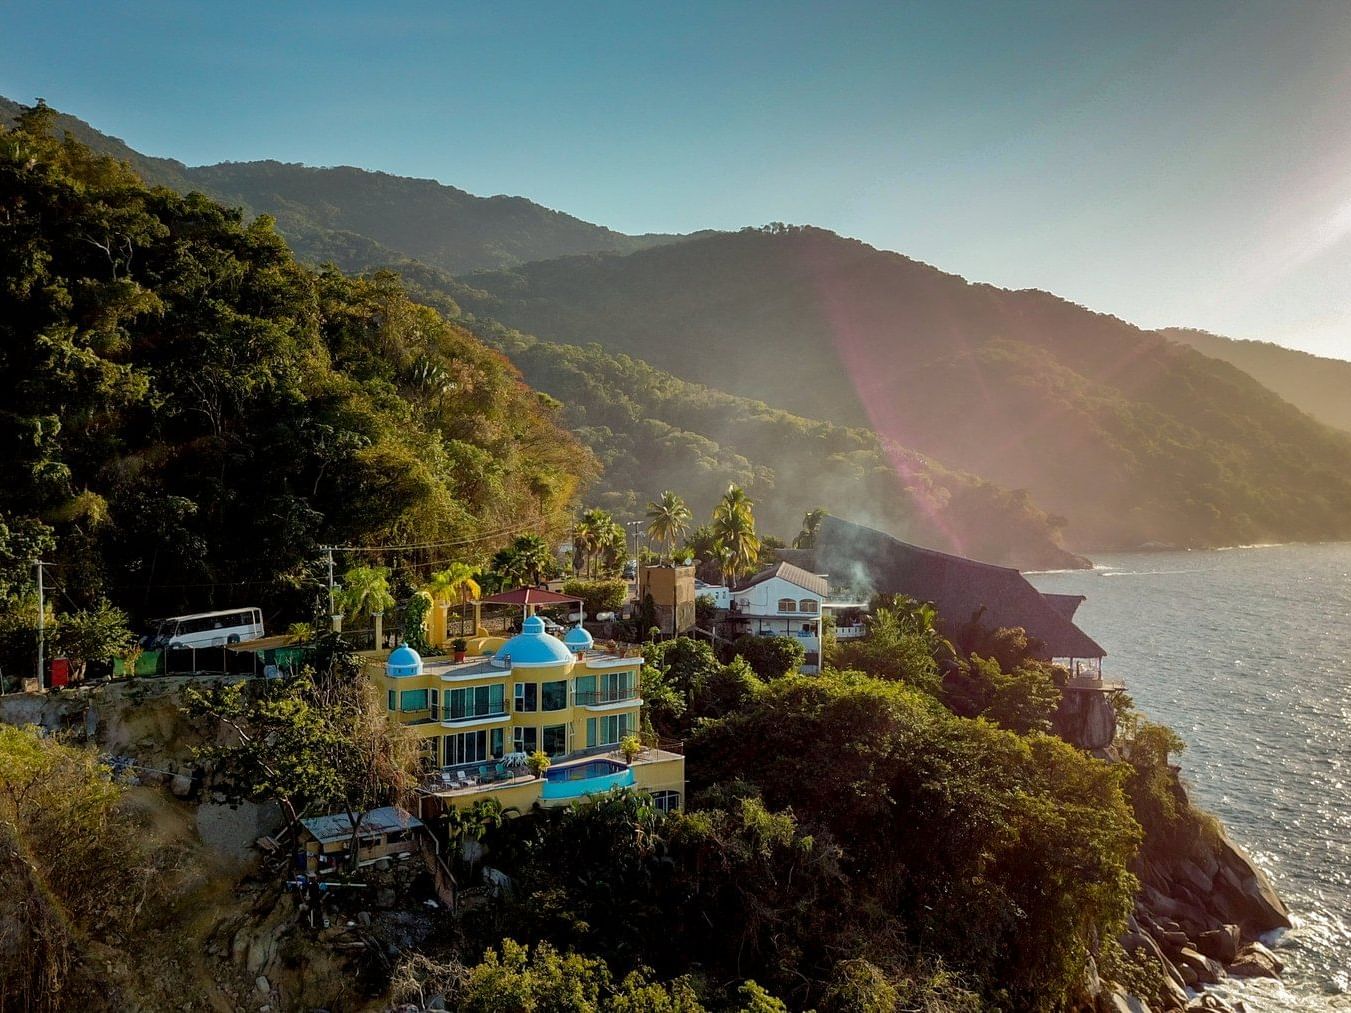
372, 653, 645, 767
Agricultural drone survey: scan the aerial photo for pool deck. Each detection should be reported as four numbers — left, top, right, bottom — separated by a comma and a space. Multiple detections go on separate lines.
425, 747, 683, 803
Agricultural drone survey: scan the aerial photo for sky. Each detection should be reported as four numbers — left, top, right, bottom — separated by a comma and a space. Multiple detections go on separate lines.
4, 1, 1351, 360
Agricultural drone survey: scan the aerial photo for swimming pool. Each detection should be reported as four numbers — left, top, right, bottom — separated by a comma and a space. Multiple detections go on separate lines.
540, 758, 635, 801
546, 758, 627, 782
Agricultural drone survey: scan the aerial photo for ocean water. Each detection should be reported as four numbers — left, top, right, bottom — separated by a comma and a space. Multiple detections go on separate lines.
1029, 544, 1351, 1011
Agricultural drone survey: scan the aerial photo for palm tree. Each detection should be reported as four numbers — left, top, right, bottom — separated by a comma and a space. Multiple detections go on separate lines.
713, 512, 760, 586
646, 491, 692, 562
712, 485, 760, 585
492, 535, 555, 587
340, 565, 396, 646
793, 508, 827, 549
575, 508, 614, 577
715, 484, 754, 523
424, 562, 481, 640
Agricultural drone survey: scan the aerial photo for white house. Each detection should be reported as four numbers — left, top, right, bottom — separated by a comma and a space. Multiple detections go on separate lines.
723, 562, 830, 673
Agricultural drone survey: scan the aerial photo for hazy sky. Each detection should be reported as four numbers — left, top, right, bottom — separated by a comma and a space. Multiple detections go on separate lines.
5, 1, 1351, 359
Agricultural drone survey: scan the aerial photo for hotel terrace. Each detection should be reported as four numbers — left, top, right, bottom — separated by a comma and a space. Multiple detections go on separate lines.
367, 591, 684, 813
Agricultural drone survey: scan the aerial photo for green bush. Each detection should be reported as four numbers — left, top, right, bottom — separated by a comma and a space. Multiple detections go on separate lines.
562, 578, 629, 618
732, 634, 804, 681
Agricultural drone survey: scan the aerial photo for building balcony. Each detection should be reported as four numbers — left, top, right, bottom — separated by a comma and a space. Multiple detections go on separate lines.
574, 688, 641, 707
834, 625, 867, 639
439, 709, 510, 729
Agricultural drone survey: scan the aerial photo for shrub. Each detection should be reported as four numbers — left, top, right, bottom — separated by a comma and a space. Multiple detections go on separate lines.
733, 634, 804, 681
562, 579, 628, 618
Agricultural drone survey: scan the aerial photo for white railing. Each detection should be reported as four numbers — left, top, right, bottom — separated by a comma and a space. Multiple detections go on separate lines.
834, 625, 867, 640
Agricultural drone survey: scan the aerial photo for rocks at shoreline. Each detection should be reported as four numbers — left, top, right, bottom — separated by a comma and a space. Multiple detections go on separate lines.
1093, 782, 1289, 1013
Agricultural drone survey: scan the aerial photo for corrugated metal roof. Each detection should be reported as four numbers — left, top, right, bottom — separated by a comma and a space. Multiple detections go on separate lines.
299, 806, 422, 844
738, 561, 830, 597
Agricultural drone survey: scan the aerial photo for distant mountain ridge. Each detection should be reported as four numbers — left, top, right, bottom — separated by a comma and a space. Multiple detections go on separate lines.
0, 96, 695, 274
1161, 327, 1351, 434
11, 96, 1351, 557
454, 226, 1351, 552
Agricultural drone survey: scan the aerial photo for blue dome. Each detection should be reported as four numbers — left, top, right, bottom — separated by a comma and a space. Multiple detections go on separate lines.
495, 615, 574, 666
563, 624, 594, 651
386, 643, 423, 677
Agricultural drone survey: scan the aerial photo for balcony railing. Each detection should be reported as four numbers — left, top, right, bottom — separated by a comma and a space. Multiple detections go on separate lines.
834, 625, 867, 639
575, 687, 641, 706
440, 707, 509, 723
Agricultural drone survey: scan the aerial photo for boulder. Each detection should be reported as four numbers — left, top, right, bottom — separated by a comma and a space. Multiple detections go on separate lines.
1176, 947, 1225, 985
1212, 831, 1291, 931
1228, 941, 1282, 979
255, 975, 270, 995
170, 773, 194, 798
1100, 985, 1152, 1013
1195, 925, 1240, 965
1176, 858, 1215, 895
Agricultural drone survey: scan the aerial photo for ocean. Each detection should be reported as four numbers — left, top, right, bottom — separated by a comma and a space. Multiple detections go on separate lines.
1029, 544, 1351, 1011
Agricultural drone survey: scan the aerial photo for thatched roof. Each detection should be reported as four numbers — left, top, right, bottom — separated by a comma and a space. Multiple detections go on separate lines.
805, 516, 1105, 660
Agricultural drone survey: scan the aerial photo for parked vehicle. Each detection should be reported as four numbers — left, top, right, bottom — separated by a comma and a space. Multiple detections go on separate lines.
622, 559, 638, 579
147, 608, 264, 649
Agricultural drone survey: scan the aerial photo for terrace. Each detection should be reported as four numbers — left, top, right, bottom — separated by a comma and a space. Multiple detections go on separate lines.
424, 741, 684, 806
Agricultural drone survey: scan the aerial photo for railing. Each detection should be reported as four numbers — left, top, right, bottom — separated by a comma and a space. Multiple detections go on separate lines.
574, 687, 641, 706
834, 625, 867, 639
441, 707, 509, 723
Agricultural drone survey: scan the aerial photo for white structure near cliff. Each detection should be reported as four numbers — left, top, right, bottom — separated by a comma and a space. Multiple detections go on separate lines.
721, 562, 830, 673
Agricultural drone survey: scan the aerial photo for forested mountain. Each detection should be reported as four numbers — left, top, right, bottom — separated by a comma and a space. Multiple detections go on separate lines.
469, 323, 1086, 569
1161, 327, 1351, 434
0, 106, 588, 632
0, 97, 690, 274
455, 226, 1351, 551
14, 96, 1348, 556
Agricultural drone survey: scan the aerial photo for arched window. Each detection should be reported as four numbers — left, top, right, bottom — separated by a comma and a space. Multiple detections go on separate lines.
798, 598, 818, 613
778, 598, 797, 612
650, 790, 681, 813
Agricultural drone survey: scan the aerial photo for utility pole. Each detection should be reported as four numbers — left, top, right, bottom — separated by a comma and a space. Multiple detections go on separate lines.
325, 546, 338, 632
35, 560, 45, 689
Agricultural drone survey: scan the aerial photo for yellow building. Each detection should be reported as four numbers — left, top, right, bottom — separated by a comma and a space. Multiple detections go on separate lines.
372, 616, 684, 812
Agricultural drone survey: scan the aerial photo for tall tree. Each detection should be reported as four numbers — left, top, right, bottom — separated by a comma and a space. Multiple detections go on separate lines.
712, 486, 760, 585
646, 491, 692, 562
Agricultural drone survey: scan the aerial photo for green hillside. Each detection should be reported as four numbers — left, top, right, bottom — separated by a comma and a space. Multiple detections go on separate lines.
1162, 327, 1351, 434
467, 323, 1087, 569
455, 226, 1351, 551
0, 105, 588, 630
0, 96, 690, 275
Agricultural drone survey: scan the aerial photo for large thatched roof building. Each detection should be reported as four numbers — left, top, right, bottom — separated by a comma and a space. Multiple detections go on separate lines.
790, 515, 1105, 663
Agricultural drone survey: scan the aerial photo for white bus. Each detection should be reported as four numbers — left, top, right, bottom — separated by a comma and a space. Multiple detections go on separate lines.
149, 608, 265, 649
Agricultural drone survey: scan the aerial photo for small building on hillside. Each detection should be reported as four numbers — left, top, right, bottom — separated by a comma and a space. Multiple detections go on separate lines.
721, 562, 833, 673
295, 806, 424, 877
638, 564, 696, 635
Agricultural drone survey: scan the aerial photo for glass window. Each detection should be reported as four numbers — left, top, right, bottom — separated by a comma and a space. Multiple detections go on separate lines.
574, 674, 596, 697
586, 718, 597, 748
543, 724, 568, 757
541, 680, 568, 711
799, 599, 818, 613
445, 730, 487, 765
512, 726, 538, 754
400, 689, 428, 712
490, 728, 505, 758
778, 598, 796, 612
430, 689, 440, 720
650, 790, 680, 813
448, 684, 506, 720
387, 690, 396, 711
514, 683, 537, 712
598, 713, 630, 745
